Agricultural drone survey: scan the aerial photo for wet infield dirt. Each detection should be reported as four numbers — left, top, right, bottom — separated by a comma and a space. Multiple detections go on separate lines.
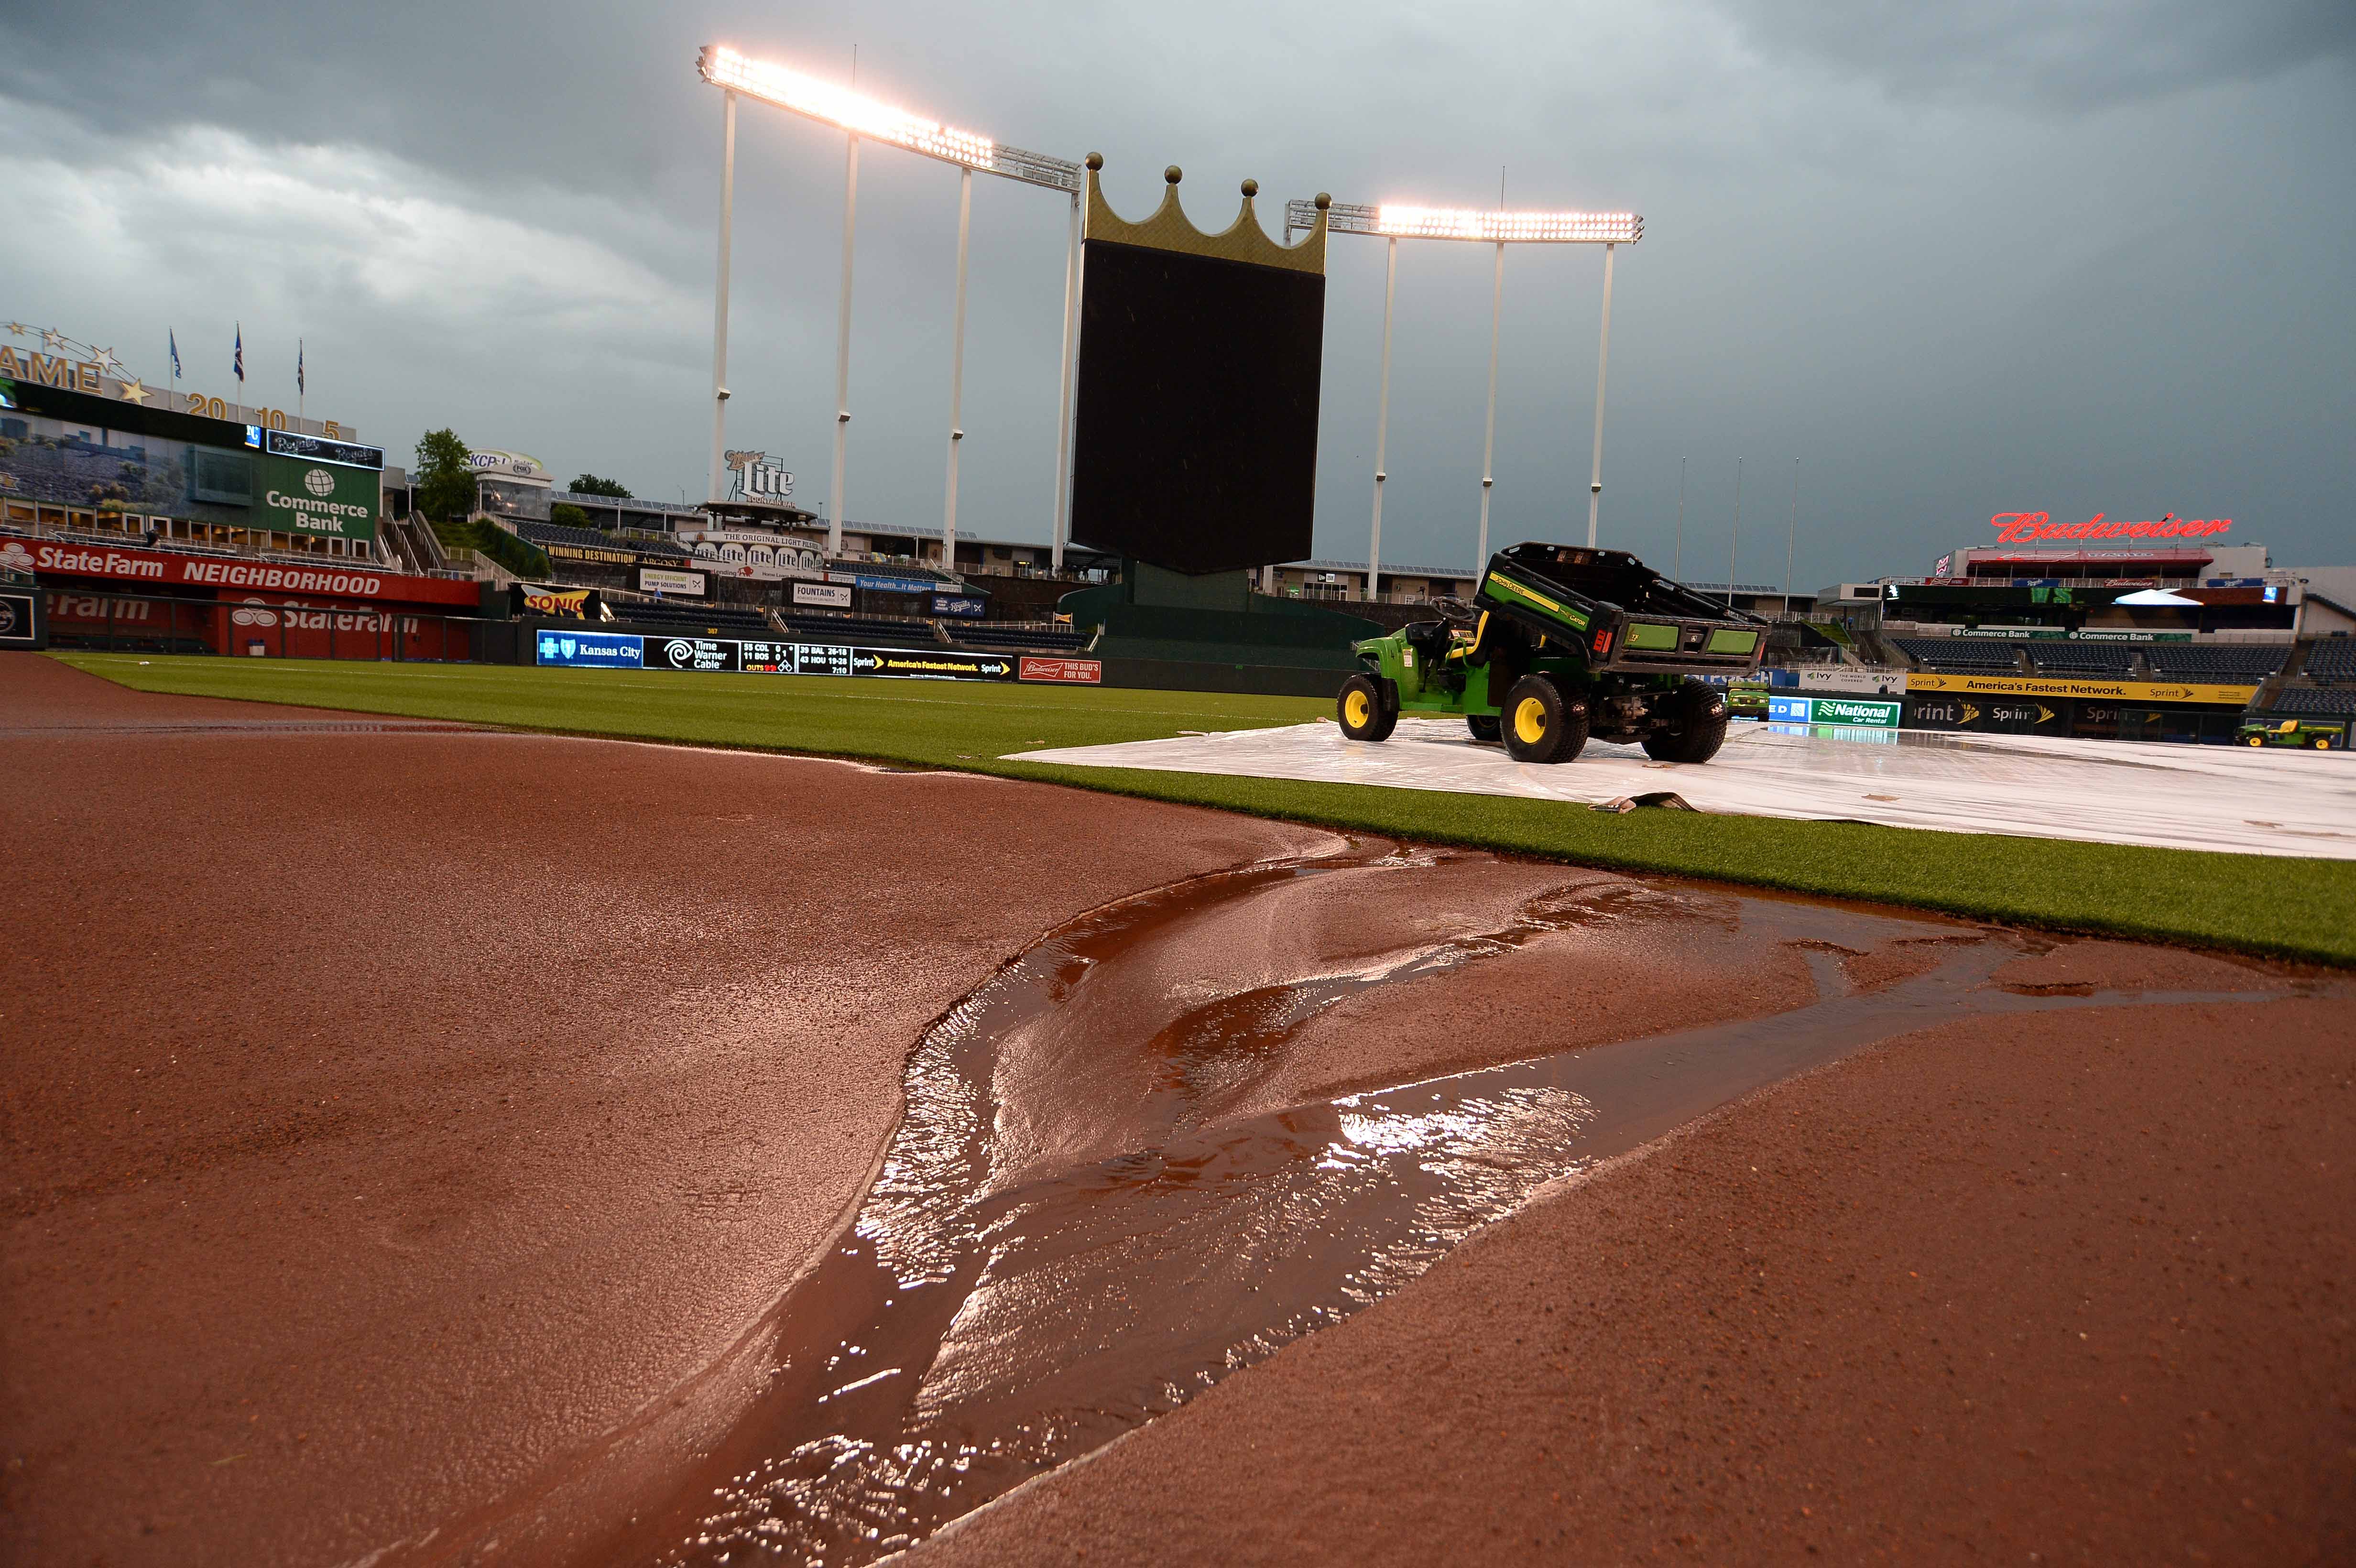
4, 654, 2349, 1566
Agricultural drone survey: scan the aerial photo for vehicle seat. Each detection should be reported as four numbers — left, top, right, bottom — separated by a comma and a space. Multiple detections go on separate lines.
1402, 620, 1455, 667
1458, 610, 1513, 666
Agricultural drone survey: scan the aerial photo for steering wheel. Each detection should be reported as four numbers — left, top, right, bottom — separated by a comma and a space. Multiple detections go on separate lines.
1430, 595, 1479, 625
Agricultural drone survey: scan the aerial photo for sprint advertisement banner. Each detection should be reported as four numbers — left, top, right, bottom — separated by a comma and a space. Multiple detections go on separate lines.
536, 631, 1019, 683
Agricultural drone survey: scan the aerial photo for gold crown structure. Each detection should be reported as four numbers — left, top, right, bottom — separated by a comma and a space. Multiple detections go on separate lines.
1083, 154, 1328, 274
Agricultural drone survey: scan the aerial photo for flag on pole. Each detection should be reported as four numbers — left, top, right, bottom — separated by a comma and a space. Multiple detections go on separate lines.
233, 324, 244, 386
169, 329, 181, 382
297, 339, 305, 396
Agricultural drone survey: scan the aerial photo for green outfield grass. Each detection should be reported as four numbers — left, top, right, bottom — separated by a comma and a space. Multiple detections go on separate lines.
52, 652, 2356, 965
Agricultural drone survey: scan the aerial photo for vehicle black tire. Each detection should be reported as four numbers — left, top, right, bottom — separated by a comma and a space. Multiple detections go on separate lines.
1337, 673, 1398, 742
1641, 679, 1732, 764
2313, 734, 2334, 751
2245, 735, 2266, 747
1501, 674, 1588, 764
1466, 713, 1502, 743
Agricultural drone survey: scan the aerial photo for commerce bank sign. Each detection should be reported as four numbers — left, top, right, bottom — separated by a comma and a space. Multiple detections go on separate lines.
265, 469, 375, 533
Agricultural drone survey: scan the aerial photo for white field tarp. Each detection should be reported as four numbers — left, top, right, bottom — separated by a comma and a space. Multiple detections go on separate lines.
1009, 719, 2356, 860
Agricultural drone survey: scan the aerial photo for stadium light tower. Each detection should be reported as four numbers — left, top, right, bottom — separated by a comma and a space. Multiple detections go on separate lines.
1291, 199, 1642, 597
696, 45, 1084, 566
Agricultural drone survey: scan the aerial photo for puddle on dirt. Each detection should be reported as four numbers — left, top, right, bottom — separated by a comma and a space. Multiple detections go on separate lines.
596, 840, 2294, 1567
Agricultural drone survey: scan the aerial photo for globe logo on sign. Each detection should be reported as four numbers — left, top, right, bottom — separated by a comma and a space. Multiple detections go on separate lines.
0, 602, 15, 635
304, 468, 335, 497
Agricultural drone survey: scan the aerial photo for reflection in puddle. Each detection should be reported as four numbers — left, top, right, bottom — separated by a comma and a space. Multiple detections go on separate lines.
606, 845, 2287, 1567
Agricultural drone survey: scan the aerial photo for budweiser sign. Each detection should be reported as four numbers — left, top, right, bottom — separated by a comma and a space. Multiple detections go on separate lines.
1989, 512, 2231, 544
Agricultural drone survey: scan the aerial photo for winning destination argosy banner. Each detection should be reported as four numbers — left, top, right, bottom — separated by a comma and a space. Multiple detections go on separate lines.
534, 630, 1100, 686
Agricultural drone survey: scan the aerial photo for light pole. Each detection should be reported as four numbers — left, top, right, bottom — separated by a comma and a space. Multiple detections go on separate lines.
1728, 457, 1743, 610
695, 46, 1083, 562
707, 88, 736, 505
1368, 236, 1397, 601
1295, 200, 1642, 579
1785, 458, 1798, 605
1584, 240, 1616, 548
1049, 193, 1080, 573
1478, 240, 1502, 568
942, 164, 971, 575
1674, 455, 1686, 577
831, 133, 858, 556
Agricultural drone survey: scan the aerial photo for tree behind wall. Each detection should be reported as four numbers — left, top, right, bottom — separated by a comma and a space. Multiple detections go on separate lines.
570, 474, 632, 498
414, 429, 476, 524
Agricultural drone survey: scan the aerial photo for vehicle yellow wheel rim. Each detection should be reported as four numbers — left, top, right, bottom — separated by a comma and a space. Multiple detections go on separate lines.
1514, 696, 1549, 746
2247, 736, 2264, 745
2319, 737, 2334, 750
1344, 689, 1371, 728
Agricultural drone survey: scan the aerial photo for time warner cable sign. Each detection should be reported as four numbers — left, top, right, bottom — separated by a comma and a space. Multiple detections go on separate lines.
535, 631, 1097, 685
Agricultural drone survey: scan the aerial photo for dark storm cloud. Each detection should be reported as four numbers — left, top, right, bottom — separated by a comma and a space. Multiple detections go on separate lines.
1714, 0, 2356, 106
6, 1, 2352, 584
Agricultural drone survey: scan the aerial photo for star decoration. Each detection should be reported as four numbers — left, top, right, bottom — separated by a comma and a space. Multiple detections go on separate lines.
94, 348, 123, 376
117, 378, 151, 405
41, 329, 65, 351
3, 323, 25, 338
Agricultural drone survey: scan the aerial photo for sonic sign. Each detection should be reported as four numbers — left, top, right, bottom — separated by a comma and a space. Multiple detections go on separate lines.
1989, 511, 2231, 543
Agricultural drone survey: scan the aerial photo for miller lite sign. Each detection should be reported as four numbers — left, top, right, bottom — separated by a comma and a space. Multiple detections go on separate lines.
724, 449, 795, 502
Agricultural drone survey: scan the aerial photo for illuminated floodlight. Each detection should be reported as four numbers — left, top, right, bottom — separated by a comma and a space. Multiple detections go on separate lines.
1291, 199, 1642, 245
1377, 205, 1642, 244
698, 44, 1079, 191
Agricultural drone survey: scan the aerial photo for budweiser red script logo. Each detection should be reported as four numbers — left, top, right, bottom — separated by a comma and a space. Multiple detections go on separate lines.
1989, 512, 2230, 544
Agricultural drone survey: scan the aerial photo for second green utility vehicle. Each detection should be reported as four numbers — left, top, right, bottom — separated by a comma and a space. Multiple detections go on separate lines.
1336, 542, 1771, 765
2239, 715, 2343, 751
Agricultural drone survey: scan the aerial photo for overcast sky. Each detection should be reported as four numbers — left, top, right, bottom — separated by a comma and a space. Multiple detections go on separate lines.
7, 1, 2351, 583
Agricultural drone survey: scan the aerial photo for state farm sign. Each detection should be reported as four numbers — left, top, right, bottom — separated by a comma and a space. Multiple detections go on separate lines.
1989, 512, 2231, 544
7, 539, 480, 607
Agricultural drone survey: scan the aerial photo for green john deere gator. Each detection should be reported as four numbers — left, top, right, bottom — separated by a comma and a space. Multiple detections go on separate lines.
1336, 542, 1771, 765
2238, 715, 2344, 751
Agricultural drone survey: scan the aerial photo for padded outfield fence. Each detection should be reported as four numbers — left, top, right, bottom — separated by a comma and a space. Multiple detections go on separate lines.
40, 589, 509, 663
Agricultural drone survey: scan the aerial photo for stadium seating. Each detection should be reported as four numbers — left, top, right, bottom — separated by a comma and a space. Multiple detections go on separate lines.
1894, 638, 2023, 671
777, 615, 946, 645
949, 624, 1092, 653
2027, 642, 2136, 675
610, 600, 773, 634
2303, 639, 2356, 682
2269, 686, 2356, 715
2145, 644, 2288, 679
512, 520, 692, 558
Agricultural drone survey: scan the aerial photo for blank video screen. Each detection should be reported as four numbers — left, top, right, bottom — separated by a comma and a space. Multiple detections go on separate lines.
1069, 239, 1325, 576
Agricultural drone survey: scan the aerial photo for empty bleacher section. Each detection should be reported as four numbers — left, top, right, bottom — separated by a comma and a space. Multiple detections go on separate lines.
2269, 686, 2356, 715
2027, 642, 2136, 675
776, 615, 948, 645
511, 520, 692, 559
1894, 638, 2023, 672
2303, 639, 2356, 682
607, 600, 773, 635
2146, 644, 2288, 680
949, 623, 1091, 653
